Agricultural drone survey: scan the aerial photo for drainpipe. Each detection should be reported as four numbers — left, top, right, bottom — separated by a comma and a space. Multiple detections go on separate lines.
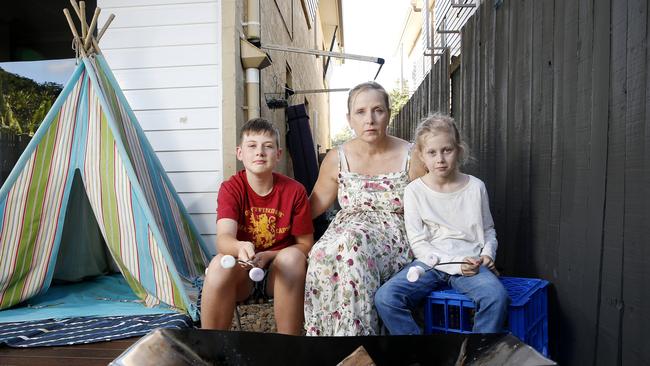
242, 0, 270, 121
246, 0, 261, 46
245, 68, 261, 120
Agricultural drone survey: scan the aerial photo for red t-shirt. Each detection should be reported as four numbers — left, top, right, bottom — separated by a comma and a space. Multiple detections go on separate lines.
217, 170, 314, 252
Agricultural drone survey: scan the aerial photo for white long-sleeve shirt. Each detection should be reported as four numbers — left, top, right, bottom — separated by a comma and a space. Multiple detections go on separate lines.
404, 175, 498, 275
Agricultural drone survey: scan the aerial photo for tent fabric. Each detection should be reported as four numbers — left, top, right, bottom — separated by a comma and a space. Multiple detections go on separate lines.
53, 170, 115, 282
0, 274, 176, 323
0, 55, 209, 321
0, 313, 192, 348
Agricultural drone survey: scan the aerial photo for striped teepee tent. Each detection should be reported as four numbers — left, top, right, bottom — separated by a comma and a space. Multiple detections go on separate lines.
0, 4, 209, 323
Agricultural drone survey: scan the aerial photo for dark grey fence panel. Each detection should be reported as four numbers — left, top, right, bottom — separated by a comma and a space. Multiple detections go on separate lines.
587, 0, 612, 363
619, 0, 648, 364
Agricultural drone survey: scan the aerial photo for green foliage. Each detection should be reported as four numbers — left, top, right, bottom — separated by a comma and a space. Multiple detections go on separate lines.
29, 100, 52, 135
0, 67, 62, 136
0, 78, 6, 129
4, 104, 21, 134
389, 84, 410, 122
331, 126, 354, 147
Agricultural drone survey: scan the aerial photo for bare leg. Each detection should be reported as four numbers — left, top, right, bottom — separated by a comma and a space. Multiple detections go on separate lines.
267, 247, 307, 335
200, 254, 252, 329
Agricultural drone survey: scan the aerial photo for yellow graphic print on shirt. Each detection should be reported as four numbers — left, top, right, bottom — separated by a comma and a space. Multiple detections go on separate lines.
245, 207, 290, 249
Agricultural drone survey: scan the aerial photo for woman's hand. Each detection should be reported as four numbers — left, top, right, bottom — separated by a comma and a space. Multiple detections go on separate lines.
480, 255, 500, 276
460, 257, 481, 276
237, 241, 256, 262
253, 250, 278, 269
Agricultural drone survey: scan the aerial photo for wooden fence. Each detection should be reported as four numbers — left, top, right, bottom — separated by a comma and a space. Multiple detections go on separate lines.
391, 0, 649, 364
0, 132, 31, 186
390, 49, 450, 138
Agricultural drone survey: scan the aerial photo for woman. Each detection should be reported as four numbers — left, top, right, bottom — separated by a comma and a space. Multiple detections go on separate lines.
304, 81, 425, 336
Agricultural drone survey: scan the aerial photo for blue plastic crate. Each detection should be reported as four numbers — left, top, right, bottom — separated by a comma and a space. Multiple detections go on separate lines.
424, 276, 549, 357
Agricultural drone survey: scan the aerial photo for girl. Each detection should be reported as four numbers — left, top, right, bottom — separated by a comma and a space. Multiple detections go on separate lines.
374, 113, 508, 335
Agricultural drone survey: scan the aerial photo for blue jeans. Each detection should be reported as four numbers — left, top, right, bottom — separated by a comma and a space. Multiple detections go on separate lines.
375, 260, 509, 335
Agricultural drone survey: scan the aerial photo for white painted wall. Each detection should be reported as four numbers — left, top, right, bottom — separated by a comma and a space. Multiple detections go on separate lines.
98, 0, 222, 252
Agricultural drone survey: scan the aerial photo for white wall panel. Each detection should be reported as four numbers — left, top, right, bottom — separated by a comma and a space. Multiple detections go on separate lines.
168, 171, 221, 193
179, 193, 217, 214
100, 24, 218, 49
112, 65, 219, 90
145, 129, 220, 151
101, 0, 213, 8
100, 3, 218, 28
189, 214, 218, 234
135, 108, 219, 131
103, 45, 218, 69
157, 151, 221, 172
124, 87, 219, 110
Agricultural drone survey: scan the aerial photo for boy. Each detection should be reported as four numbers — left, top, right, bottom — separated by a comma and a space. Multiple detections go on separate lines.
200, 118, 314, 335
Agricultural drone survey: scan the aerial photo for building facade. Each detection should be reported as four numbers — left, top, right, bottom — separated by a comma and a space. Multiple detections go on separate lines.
395, 0, 477, 94
90, 0, 343, 252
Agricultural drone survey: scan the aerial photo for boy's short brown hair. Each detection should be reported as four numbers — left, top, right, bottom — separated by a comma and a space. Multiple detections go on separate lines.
239, 118, 280, 147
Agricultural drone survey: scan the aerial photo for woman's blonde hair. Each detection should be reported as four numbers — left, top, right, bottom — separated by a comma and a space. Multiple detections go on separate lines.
346, 81, 390, 114
414, 113, 471, 166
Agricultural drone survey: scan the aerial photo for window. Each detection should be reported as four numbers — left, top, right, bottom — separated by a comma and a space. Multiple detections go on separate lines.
300, 0, 318, 29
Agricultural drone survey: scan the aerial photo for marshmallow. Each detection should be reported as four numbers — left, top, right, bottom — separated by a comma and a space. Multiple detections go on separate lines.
220, 255, 236, 269
249, 267, 265, 282
407, 266, 426, 283
426, 254, 441, 267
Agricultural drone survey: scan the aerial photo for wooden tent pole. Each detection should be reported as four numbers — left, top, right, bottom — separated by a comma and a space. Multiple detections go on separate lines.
84, 7, 101, 50
80, 1, 87, 39
66, 1, 111, 56
69, 0, 82, 22
63, 8, 87, 58
91, 38, 103, 55
97, 13, 115, 42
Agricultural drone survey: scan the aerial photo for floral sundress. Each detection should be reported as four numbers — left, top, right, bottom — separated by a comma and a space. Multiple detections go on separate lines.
304, 145, 414, 336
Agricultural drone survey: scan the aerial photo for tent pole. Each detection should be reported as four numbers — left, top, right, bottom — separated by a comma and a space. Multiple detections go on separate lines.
97, 14, 115, 42
80, 1, 87, 39
69, 0, 83, 21
84, 7, 101, 51
63, 8, 87, 58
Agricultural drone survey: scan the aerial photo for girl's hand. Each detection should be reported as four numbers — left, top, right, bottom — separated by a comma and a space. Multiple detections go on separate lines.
461, 257, 481, 276
253, 250, 278, 269
479, 255, 500, 276
237, 242, 256, 262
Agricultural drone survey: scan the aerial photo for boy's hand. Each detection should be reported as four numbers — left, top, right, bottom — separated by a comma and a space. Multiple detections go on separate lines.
253, 250, 278, 269
461, 257, 481, 276
479, 255, 500, 276
237, 242, 256, 262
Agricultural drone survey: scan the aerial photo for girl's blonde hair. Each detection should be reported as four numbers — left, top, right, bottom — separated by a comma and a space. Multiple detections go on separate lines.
414, 113, 471, 166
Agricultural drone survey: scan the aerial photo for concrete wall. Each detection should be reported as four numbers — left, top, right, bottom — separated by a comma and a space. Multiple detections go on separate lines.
258, 0, 331, 174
